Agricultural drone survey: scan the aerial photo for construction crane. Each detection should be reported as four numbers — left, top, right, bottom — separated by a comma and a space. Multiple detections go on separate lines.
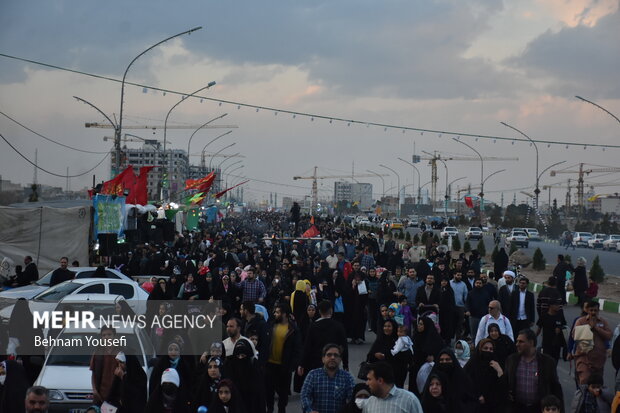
550, 164, 620, 217
293, 166, 388, 212
419, 151, 518, 207
544, 178, 620, 217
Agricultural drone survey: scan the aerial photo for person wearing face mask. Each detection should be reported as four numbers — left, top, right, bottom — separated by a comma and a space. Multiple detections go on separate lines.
425, 349, 476, 413
454, 340, 471, 367
144, 368, 191, 413
338, 383, 371, 413
464, 339, 506, 413
148, 341, 194, 398
223, 339, 265, 413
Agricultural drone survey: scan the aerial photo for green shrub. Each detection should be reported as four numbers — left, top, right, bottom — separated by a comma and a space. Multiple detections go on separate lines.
413, 233, 420, 245
433, 234, 440, 244
405, 231, 411, 242
532, 248, 546, 271
421, 232, 429, 244
477, 239, 486, 257
463, 241, 471, 254
452, 236, 461, 252
590, 255, 605, 283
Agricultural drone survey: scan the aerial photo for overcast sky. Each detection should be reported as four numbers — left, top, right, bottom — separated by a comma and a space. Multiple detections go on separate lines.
1, 0, 619, 206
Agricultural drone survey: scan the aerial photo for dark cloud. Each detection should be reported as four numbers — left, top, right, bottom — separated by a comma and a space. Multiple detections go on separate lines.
507, 7, 620, 99
0, 0, 517, 99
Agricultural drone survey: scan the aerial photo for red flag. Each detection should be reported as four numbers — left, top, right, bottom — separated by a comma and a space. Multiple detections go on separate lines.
214, 180, 249, 199
310, 216, 315, 225
127, 166, 155, 205
185, 172, 216, 191
302, 225, 320, 238
464, 196, 474, 208
101, 166, 136, 197
196, 173, 217, 193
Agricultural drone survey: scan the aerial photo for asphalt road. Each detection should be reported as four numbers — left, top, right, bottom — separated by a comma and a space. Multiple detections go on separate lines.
286, 298, 620, 412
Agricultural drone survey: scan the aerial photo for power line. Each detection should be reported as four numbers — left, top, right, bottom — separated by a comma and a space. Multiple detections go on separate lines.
0, 110, 111, 154
1, 52, 619, 150
0, 132, 110, 177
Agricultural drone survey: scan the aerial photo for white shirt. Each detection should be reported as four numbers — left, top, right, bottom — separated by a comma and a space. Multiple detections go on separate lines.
475, 314, 514, 345
222, 336, 257, 359
517, 290, 527, 320
325, 254, 339, 270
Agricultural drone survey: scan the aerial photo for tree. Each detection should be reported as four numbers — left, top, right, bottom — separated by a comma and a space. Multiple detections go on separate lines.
463, 241, 471, 254
405, 231, 411, 242
433, 234, 440, 244
589, 255, 605, 283
413, 233, 420, 245
532, 248, 546, 271
421, 231, 429, 245
476, 239, 486, 257
452, 236, 461, 252
564, 254, 572, 264
547, 200, 566, 239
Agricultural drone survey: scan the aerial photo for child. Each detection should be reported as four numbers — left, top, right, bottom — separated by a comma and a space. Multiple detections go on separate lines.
209, 379, 245, 413
390, 324, 413, 388
540, 394, 562, 413
398, 296, 414, 334
388, 303, 403, 326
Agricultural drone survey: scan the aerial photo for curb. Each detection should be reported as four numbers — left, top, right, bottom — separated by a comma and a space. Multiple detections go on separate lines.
528, 282, 620, 314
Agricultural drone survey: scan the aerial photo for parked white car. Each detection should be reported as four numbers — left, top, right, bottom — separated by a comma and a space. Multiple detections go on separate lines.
0, 267, 132, 300
573, 232, 593, 247
505, 231, 529, 248
588, 233, 607, 249
603, 235, 620, 251
465, 227, 483, 241
34, 321, 155, 412
524, 228, 541, 241
440, 227, 459, 239
0, 278, 149, 322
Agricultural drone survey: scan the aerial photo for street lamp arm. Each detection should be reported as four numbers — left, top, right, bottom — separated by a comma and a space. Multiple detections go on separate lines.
209, 142, 236, 170
118, 26, 203, 146
222, 160, 242, 176
449, 177, 467, 186
187, 113, 228, 165
500, 121, 539, 167
74, 96, 116, 129
201, 130, 233, 166
165, 82, 217, 149
483, 169, 506, 185
452, 138, 483, 179
538, 161, 566, 181
217, 152, 241, 170
576, 96, 620, 125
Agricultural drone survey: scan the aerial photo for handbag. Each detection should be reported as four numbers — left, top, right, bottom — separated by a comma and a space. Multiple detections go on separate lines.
334, 296, 344, 313
574, 324, 594, 354
357, 361, 371, 380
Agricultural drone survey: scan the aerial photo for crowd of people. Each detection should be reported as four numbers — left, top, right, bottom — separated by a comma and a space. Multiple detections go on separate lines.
3, 211, 620, 413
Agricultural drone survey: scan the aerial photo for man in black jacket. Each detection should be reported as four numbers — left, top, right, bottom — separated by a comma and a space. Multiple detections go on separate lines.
265, 302, 301, 413
49, 257, 74, 287
414, 274, 441, 313
298, 300, 349, 374
241, 301, 270, 369
504, 329, 563, 413
509, 277, 536, 336
552, 254, 571, 304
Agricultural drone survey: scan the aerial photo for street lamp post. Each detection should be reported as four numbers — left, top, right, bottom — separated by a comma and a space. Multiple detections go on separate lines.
453, 138, 485, 224
209, 143, 236, 171
117, 27, 202, 177
201, 131, 233, 168
366, 169, 386, 200
224, 165, 244, 200
397, 158, 421, 205
437, 159, 449, 219
186, 113, 228, 179
379, 164, 401, 218
501, 121, 540, 217
446, 176, 466, 220
162, 82, 216, 200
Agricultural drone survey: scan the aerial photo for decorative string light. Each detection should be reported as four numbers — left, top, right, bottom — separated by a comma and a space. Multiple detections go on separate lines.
6, 52, 614, 151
